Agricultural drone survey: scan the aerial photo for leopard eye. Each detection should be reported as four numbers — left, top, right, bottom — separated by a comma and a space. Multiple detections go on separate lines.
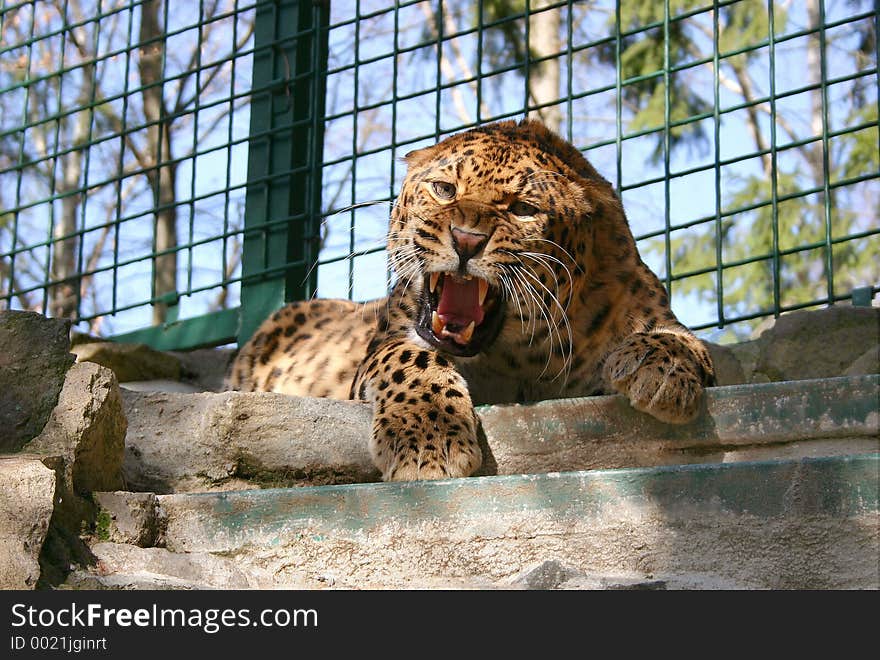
431, 181, 457, 200
509, 200, 540, 217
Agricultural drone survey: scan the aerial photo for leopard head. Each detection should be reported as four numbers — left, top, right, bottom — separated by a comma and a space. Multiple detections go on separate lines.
388, 118, 630, 358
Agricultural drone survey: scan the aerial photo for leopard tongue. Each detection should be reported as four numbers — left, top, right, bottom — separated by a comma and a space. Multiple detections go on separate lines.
435, 276, 485, 344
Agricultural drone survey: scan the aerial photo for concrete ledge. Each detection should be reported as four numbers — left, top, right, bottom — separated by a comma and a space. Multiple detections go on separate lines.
122, 391, 377, 493
478, 374, 880, 474
157, 454, 879, 589
123, 375, 879, 492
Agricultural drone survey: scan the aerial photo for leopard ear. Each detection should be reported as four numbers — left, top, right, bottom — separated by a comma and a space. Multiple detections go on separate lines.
402, 145, 436, 168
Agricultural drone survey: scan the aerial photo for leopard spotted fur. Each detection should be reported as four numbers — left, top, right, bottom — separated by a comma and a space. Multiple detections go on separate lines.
226, 119, 715, 481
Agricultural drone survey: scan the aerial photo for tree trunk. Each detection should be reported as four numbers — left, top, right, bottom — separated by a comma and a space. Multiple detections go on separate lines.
50, 58, 95, 319
139, 0, 177, 325
527, 0, 561, 133
806, 0, 827, 189
806, 0, 834, 289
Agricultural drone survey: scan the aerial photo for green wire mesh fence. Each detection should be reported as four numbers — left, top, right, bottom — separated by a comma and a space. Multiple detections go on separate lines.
1, 0, 877, 350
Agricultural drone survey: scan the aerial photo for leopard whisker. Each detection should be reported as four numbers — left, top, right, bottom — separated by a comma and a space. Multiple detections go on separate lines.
300, 240, 389, 290
522, 237, 581, 274
519, 251, 574, 313
511, 266, 558, 378
501, 251, 559, 346
513, 257, 574, 382
499, 255, 545, 342
504, 264, 541, 345
324, 199, 395, 217
505, 261, 558, 377
496, 266, 528, 336
392, 247, 425, 294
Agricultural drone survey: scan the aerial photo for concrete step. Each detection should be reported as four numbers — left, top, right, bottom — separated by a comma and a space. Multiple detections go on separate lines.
75, 374, 879, 589
120, 374, 880, 493
82, 453, 879, 589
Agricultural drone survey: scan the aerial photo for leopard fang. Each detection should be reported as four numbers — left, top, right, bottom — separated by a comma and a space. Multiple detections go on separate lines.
459, 320, 476, 344
432, 311, 444, 335
478, 278, 489, 306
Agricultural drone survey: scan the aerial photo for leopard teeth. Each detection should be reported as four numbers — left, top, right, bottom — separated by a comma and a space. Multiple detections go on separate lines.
478, 279, 489, 306
429, 272, 441, 293
460, 321, 476, 344
431, 311, 444, 335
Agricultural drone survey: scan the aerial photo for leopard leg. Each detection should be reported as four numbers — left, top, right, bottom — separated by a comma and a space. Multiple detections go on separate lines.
602, 329, 714, 424
353, 340, 482, 481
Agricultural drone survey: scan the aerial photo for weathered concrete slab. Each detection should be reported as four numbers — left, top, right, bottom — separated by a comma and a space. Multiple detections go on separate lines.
72, 341, 181, 383
477, 374, 880, 475
61, 542, 277, 590
0, 311, 74, 451
122, 390, 377, 493
157, 454, 879, 589
0, 456, 57, 589
122, 375, 879, 492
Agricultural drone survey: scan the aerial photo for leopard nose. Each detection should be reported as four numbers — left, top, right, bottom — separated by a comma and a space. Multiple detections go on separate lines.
451, 227, 490, 266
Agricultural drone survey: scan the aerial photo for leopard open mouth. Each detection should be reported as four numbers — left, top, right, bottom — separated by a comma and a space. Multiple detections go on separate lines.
415, 271, 505, 357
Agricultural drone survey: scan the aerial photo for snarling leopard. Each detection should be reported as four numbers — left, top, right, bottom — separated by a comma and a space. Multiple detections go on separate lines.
226, 118, 715, 481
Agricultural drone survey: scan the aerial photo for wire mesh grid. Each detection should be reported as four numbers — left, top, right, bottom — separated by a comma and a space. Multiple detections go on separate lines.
317, 0, 879, 343
1, 0, 258, 338
1, 0, 878, 347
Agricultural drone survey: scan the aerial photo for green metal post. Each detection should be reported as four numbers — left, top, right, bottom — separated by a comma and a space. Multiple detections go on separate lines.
238, 0, 329, 346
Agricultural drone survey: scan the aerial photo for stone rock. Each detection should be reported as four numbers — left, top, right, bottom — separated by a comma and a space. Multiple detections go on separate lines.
725, 339, 762, 383
560, 574, 668, 590
21, 363, 128, 587
171, 347, 236, 392
511, 560, 583, 589
69, 331, 103, 347
93, 492, 161, 547
72, 341, 181, 383
25, 361, 127, 496
120, 380, 203, 394
704, 341, 747, 386
845, 346, 880, 377
66, 542, 276, 589
752, 306, 879, 382
0, 456, 57, 589
0, 311, 75, 451
121, 389, 376, 493
509, 560, 667, 590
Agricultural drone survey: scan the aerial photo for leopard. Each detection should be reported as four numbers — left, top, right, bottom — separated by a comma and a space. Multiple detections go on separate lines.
226, 118, 715, 482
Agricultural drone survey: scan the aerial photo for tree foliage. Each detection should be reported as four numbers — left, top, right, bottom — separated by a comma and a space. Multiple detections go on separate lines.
603, 0, 878, 339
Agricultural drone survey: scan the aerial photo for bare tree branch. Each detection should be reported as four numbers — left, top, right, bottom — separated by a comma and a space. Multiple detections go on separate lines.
527, 0, 562, 132
139, 0, 178, 325
419, 3, 478, 125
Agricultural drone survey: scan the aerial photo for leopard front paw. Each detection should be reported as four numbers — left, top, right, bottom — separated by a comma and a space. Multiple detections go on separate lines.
603, 332, 706, 424
370, 408, 482, 481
